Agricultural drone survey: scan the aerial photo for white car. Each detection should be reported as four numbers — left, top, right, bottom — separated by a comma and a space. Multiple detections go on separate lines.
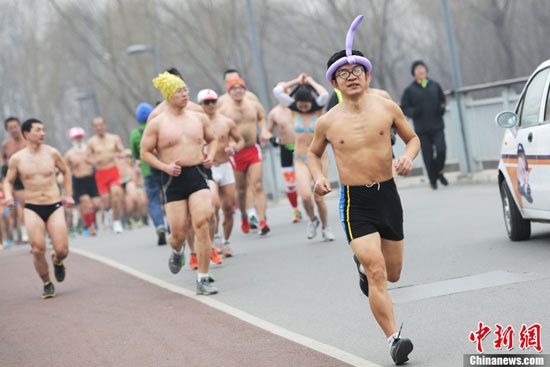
496, 59, 550, 241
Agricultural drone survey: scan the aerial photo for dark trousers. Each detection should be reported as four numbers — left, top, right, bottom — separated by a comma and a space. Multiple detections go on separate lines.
418, 129, 446, 184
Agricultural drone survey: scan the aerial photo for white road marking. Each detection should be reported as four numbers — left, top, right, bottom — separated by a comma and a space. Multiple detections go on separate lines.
72, 247, 381, 367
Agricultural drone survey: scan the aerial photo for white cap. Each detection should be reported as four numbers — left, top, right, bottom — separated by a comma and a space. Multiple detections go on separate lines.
197, 89, 218, 104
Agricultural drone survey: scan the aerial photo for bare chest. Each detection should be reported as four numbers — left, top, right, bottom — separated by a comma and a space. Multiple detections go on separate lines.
92, 137, 116, 154
158, 118, 204, 149
327, 114, 392, 152
222, 104, 256, 126
19, 153, 55, 178
211, 121, 230, 142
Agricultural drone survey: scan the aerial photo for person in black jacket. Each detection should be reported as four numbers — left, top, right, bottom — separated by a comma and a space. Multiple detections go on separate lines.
400, 60, 448, 189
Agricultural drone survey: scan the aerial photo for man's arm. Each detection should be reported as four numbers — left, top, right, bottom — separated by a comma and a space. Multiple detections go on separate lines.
228, 119, 245, 152
257, 102, 271, 144
307, 116, 331, 195
140, 118, 168, 173
3, 155, 18, 206
53, 148, 74, 205
202, 115, 218, 168
391, 101, 420, 176
85, 139, 97, 166
114, 135, 125, 158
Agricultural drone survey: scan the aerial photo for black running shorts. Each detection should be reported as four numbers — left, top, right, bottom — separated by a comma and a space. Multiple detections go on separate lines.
162, 165, 209, 203
339, 178, 404, 243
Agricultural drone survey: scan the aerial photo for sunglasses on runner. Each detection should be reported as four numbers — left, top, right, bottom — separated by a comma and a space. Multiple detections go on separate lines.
201, 99, 217, 105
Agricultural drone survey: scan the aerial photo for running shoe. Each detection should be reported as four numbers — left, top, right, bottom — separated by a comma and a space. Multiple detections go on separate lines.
241, 217, 250, 234
168, 250, 184, 274
157, 229, 167, 246
222, 241, 233, 257
249, 215, 259, 230
210, 248, 223, 265
390, 329, 414, 366
292, 209, 302, 223
51, 252, 66, 282
113, 220, 123, 234
142, 215, 149, 226
189, 253, 198, 270
307, 217, 320, 239
322, 226, 335, 242
88, 227, 97, 237
353, 255, 369, 297
81, 228, 89, 237
42, 282, 56, 299
196, 277, 218, 295
259, 220, 270, 236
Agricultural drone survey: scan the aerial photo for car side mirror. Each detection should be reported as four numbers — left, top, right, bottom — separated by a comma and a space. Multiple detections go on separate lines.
495, 111, 519, 129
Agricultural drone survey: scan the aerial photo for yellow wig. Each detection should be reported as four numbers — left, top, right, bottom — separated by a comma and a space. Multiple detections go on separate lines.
152, 72, 186, 100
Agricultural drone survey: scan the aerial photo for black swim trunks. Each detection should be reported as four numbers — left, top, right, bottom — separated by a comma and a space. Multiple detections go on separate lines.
24, 202, 63, 223
162, 165, 209, 203
339, 178, 404, 243
72, 174, 99, 202
280, 144, 294, 168
1, 164, 24, 191
203, 167, 214, 181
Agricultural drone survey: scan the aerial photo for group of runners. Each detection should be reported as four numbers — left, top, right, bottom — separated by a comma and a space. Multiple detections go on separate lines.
1, 15, 420, 365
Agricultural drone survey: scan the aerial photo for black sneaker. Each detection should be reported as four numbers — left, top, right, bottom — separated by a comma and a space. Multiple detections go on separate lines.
390, 337, 414, 365
438, 173, 449, 186
353, 255, 369, 297
168, 250, 184, 274
260, 223, 270, 236
51, 253, 65, 282
430, 181, 438, 190
42, 282, 56, 299
157, 230, 167, 246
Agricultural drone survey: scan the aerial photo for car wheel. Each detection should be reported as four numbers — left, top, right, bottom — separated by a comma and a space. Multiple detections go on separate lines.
499, 180, 531, 241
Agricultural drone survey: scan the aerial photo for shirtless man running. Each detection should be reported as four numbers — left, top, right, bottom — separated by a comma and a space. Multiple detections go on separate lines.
2, 116, 28, 244
147, 68, 205, 123
198, 89, 244, 257
307, 16, 420, 365
142, 72, 218, 295
86, 117, 125, 234
65, 127, 100, 235
267, 94, 302, 223
4, 118, 74, 299
218, 77, 271, 235
218, 70, 262, 229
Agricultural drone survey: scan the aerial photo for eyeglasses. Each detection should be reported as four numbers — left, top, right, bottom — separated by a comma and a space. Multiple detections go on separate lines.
201, 100, 217, 105
335, 66, 365, 80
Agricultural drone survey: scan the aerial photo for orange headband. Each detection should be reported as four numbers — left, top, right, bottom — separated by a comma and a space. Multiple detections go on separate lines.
225, 77, 246, 91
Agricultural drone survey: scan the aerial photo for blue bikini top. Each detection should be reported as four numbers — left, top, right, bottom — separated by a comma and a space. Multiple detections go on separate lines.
294, 115, 317, 133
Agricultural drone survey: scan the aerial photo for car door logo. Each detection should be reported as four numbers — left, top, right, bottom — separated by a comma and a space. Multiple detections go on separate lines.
517, 144, 533, 204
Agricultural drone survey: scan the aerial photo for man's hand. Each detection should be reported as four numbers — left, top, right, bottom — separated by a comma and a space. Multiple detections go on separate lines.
224, 145, 236, 157
394, 155, 414, 176
164, 162, 182, 176
64, 196, 75, 208
314, 176, 332, 196
260, 128, 272, 145
5, 196, 14, 207
202, 155, 214, 169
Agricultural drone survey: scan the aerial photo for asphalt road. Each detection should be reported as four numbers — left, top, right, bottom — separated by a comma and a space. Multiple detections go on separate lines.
1, 182, 549, 366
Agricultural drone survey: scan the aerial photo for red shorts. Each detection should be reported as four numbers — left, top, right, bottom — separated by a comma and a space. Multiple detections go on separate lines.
95, 166, 121, 196
233, 145, 262, 172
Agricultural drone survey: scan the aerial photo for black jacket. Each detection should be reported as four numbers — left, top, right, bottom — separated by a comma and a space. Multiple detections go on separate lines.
400, 79, 446, 134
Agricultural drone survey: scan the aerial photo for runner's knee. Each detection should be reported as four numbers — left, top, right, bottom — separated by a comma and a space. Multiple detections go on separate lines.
364, 263, 387, 286
31, 244, 46, 257
252, 180, 263, 194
